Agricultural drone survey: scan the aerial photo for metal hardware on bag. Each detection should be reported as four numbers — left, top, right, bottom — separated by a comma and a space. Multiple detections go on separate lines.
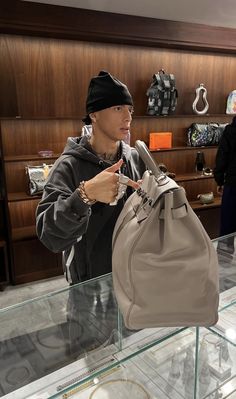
136, 188, 153, 219
136, 187, 146, 198
155, 174, 169, 186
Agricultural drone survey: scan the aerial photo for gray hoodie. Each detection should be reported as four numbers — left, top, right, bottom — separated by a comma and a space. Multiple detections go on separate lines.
36, 135, 145, 283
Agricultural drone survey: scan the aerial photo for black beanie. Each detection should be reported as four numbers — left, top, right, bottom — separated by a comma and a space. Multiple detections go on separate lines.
82, 71, 133, 125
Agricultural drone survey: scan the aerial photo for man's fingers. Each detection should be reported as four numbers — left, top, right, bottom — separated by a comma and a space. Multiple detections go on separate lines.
105, 161, 140, 190
117, 173, 140, 190
105, 159, 123, 172
127, 179, 140, 190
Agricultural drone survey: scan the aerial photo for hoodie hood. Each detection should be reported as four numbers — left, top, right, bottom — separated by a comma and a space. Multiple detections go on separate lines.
62, 135, 132, 165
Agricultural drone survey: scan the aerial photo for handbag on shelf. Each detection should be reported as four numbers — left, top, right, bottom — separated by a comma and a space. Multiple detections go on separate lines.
25, 163, 53, 196
187, 123, 227, 147
112, 140, 219, 330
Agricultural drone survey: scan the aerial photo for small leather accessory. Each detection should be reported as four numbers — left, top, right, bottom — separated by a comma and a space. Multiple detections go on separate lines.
149, 132, 172, 150
197, 192, 214, 204
112, 140, 219, 329
192, 83, 209, 115
187, 123, 227, 147
25, 163, 53, 196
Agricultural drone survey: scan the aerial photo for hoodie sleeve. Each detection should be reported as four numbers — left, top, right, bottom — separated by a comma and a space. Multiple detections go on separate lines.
36, 158, 91, 253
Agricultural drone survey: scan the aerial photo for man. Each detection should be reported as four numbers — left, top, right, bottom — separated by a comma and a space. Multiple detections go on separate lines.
214, 116, 236, 253
36, 71, 145, 284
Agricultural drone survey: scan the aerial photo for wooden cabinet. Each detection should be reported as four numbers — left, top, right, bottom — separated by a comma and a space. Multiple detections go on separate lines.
0, 118, 83, 284
0, 4, 236, 283
0, 134, 10, 289
0, 114, 229, 284
131, 114, 231, 238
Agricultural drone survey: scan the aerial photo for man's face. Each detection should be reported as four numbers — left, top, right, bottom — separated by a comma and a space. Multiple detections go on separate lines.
92, 105, 133, 142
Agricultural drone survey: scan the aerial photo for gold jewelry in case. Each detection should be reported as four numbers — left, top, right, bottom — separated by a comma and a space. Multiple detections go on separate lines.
62, 366, 121, 398
77, 181, 96, 205
89, 379, 150, 399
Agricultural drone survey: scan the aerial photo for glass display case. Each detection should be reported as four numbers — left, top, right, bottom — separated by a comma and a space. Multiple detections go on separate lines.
0, 233, 235, 399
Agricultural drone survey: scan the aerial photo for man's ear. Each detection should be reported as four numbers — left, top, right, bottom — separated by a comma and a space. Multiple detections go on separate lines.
89, 112, 97, 123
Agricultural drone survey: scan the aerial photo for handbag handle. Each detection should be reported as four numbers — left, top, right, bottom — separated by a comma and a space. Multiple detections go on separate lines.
135, 140, 163, 178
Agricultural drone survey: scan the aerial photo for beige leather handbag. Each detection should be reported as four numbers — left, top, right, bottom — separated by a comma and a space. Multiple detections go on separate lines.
112, 140, 219, 330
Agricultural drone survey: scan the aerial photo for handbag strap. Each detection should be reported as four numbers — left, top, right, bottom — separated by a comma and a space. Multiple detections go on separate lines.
135, 140, 165, 180
135, 141, 179, 204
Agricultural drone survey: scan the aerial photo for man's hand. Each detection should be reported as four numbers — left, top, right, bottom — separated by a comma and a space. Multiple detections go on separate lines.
83, 159, 139, 204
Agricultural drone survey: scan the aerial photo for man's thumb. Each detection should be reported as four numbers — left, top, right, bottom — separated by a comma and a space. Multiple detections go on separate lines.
105, 159, 123, 172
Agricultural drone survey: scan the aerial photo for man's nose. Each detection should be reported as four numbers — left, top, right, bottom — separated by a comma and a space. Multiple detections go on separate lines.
123, 107, 132, 121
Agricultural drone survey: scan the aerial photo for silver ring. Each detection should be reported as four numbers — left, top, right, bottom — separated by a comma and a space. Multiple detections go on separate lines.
117, 173, 130, 185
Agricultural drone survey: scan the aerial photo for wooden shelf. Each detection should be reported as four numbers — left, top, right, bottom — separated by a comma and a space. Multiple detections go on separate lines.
5, 148, 219, 159
5, 154, 60, 162
150, 146, 218, 152
12, 225, 36, 241
190, 196, 221, 210
134, 114, 231, 119
1, 114, 231, 121
1, 30, 232, 283
8, 192, 41, 202
176, 173, 214, 182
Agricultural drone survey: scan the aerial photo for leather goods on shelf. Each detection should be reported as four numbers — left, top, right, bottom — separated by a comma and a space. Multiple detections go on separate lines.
146, 69, 178, 116
187, 123, 227, 147
149, 132, 172, 150
226, 89, 236, 114
25, 163, 53, 196
197, 192, 214, 204
112, 140, 219, 330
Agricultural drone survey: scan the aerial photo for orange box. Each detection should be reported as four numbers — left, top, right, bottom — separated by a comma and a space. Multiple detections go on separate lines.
149, 132, 172, 150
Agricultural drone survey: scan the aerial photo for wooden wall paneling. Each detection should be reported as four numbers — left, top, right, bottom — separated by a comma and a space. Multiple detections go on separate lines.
150, 147, 218, 175
1, 2, 236, 53
8, 199, 39, 231
179, 179, 218, 201
195, 207, 221, 239
0, 37, 19, 117
1, 35, 236, 118
0, 126, 11, 286
131, 115, 232, 147
5, 160, 55, 195
0, 205, 9, 288
0, 7, 235, 283
1, 119, 82, 156
12, 239, 62, 284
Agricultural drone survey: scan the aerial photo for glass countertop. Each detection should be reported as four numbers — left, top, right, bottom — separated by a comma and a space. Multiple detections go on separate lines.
0, 232, 235, 398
